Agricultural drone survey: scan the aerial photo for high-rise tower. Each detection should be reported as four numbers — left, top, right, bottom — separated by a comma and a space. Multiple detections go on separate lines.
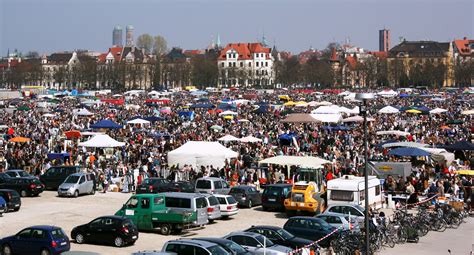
379, 29, 390, 52
126, 25, 134, 46
112, 26, 123, 47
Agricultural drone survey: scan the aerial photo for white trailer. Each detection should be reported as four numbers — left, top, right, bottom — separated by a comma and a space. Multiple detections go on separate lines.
327, 175, 383, 209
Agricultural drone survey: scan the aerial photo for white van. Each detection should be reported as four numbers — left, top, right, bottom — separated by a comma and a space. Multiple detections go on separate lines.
327, 175, 383, 209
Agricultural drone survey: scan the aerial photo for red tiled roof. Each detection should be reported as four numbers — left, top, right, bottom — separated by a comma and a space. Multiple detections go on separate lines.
98, 47, 123, 63
184, 50, 203, 55
368, 51, 388, 59
98, 53, 107, 62
218, 43, 271, 60
330, 48, 338, 61
453, 38, 474, 56
345, 56, 357, 69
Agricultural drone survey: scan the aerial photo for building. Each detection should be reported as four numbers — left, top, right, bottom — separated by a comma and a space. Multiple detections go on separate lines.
379, 29, 390, 52
113, 26, 123, 47
453, 37, 474, 61
387, 40, 454, 87
126, 25, 134, 47
217, 42, 274, 87
452, 37, 474, 86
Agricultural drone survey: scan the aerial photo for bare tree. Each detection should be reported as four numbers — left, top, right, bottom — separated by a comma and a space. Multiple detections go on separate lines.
153, 35, 168, 56
136, 34, 154, 54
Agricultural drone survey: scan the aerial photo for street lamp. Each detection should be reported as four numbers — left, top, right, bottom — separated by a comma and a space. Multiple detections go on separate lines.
355, 92, 374, 255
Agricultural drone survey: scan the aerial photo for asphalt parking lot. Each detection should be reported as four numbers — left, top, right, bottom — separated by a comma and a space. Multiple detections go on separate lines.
0, 191, 472, 255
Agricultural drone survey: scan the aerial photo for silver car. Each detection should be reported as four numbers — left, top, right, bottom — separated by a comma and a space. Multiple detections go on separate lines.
202, 194, 222, 222
324, 204, 366, 225
58, 173, 95, 197
223, 231, 293, 255
316, 212, 360, 231
195, 177, 230, 195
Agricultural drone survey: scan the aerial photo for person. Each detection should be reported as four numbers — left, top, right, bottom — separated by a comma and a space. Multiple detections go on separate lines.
407, 192, 419, 204
0, 196, 6, 217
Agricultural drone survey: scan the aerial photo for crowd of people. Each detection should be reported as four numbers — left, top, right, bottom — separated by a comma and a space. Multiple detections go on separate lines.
0, 88, 472, 203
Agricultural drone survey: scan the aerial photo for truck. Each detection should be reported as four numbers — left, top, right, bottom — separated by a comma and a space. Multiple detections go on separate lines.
284, 181, 326, 216
115, 193, 197, 235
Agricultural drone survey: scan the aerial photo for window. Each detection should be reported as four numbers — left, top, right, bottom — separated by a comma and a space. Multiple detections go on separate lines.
330, 190, 354, 201
217, 197, 227, 204
79, 176, 85, 184
375, 185, 381, 196
349, 207, 363, 216
141, 198, 150, 209
221, 63, 224, 67
307, 220, 322, 229
178, 244, 195, 254
329, 206, 341, 213
228, 63, 232, 67
195, 246, 210, 255
154, 197, 164, 205
265, 62, 268, 67
243, 236, 260, 247
233, 62, 236, 67
196, 180, 212, 189
196, 197, 207, 208
207, 245, 228, 255
165, 244, 179, 253
214, 180, 222, 189
125, 197, 139, 208
31, 229, 46, 239
291, 193, 304, 202
165, 197, 191, 208
256, 70, 259, 75
248, 62, 251, 67
230, 235, 245, 245
240, 62, 243, 67
256, 62, 259, 67
222, 182, 230, 188
104, 218, 114, 225
227, 196, 237, 204
359, 191, 365, 202
17, 229, 32, 239
288, 219, 306, 228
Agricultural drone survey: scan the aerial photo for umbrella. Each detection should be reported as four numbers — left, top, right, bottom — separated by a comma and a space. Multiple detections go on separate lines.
455, 170, 474, 176
342, 115, 375, 122
378, 106, 400, 114
223, 115, 233, 120
219, 110, 238, 116
283, 101, 296, 106
144, 116, 165, 122
406, 109, 422, 114
388, 147, 430, 157
90, 120, 123, 129
47, 153, 71, 160
127, 118, 150, 125
443, 141, 474, 151
190, 103, 215, 109
9, 136, 31, 143
376, 130, 410, 136
42, 113, 56, 117
429, 108, 448, 114
238, 119, 250, 123
446, 120, 463, 125
218, 134, 241, 142
240, 135, 262, 143
210, 125, 223, 131
64, 130, 81, 139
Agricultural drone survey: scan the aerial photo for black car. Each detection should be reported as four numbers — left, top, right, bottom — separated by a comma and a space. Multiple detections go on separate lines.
245, 225, 314, 251
169, 181, 195, 193
229, 185, 262, 208
4, 169, 33, 178
40, 165, 81, 190
261, 184, 292, 211
0, 189, 21, 211
0, 173, 44, 197
136, 178, 172, 194
283, 216, 337, 247
71, 216, 139, 247
193, 237, 252, 255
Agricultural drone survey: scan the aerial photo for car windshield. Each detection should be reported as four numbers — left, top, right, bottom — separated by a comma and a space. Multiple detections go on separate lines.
207, 245, 229, 255
263, 186, 282, 196
196, 180, 211, 189
143, 178, 165, 185
354, 205, 365, 213
318, 219, 332, 228
208, 196, 219, 206
51, 228, 65, 239
226, 196, 237, 204
276, 228, 294, 239
255, 235, 275, 247
17, 171, 30, 177
64, 175, 80, 184
225, 241, 247, 253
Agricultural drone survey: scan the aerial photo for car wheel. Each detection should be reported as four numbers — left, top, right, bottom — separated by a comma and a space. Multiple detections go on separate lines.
13, 207, 20, 212
20, 190, 27, 197
2, 244, 12, 255
160, 223, 172, 235
90, 189, 95, 195
40, 248, 50, 255
114, 236, 124, 247
262, 206, 268, 211
75, 233, 85, 244
247, 200, 253, 208
73, 190, 79, 198
209, 219, 215, 223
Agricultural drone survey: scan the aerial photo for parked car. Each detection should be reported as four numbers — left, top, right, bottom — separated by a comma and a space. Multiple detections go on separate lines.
0, 189, 21, 212
195, 177, 230, 194
162, 239, 230, 255
315, 212, 360, 231
261, 184, 292, 211
245, 225, 313, 252
71, 215, 139, 247
0, 225, 70, 255
0, 174, 44, 197
283, 216, 337, 247
4, 169, 33, 178
136, 178, 172, 194
40, 165, 81, 190
193, 237, 252, 255
201, 194, 222, 222
168, 181, 195, 193
324, 204, 365, 224
132, 252, 176, 255
229, 185, 261, 208
214, 194, 239, 218
58, 172, 95, 197
223, 231, 293, 255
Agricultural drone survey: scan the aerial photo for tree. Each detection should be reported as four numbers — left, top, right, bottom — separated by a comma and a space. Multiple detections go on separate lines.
153, 35, 168, 56
301, 56, 333, 87
78, 57, 97, 89
275, 56, 301, 86
53, 66, 67, 90
136, 34, 154, 54
454, 59, 473, 86
190, 54, 218, 89
321, 42, 340, 59
24, 51, 40, 59
149, 56, 162, 89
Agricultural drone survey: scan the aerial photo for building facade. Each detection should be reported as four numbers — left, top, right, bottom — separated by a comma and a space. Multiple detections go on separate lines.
217, 43, 274, 87
379, 29, 390, 52
113, 26, 123, 47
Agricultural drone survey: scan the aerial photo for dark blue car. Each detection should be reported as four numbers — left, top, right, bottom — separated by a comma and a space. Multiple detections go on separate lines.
0, 225, 70, 255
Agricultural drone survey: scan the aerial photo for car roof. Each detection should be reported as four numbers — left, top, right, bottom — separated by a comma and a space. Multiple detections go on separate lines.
68, 172, 88, 176
213, 194, 232, 198
197, 177, 223, 181
97, 215, 128, 220
27, 225, 62, 230
162, 192, 205, 199
248, 225, 281, 231
194, 237, 233, 245
289, 216, 323, 221
231, 185, 252, 190
168, 239, 217, 248
226, 231, 260, 237
264, 183, 292, 187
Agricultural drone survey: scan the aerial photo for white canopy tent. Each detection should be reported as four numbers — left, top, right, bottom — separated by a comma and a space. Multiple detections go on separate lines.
377, 89, 398, 97
127, 118, 150, 125
382, 142, 429, 148
378, 106, 400, 114
218, 134, 241, 142
78, 134, 125, 147
240, 135, 263, 143
342, 115, 375, 122
219, 110, 238, 116
259, 155, 330, 169
311, 113, 342, 123
376, 130, 410, 136
73, 108, 94, 116
429, 108, 448, 114
167, 141, 238, 168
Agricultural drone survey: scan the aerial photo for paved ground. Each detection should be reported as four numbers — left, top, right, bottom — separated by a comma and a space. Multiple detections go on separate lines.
0, 191, 472, 255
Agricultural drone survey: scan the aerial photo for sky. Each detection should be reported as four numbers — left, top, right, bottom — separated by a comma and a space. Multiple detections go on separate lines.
0, 0, 473, 55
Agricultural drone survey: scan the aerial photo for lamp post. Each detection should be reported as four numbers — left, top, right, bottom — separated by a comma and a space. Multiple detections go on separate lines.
355, 92, 374, 255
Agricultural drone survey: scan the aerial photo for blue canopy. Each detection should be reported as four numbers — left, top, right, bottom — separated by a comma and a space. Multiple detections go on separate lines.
218, 103, 236, 110
154, 132, 171, 139
279, 133, 299, 141
442, 141, 474, 151
90, 120, 123, 129
388, 147, 430, 157
190, 90, 208, 96
254, 105, 270, 114
144, 116, 164, 122
413, 105, 431, 112
178, 111, 195, 120
47, 153, 70, 160
190, 104, 215, 109
128, 115, 143, 121
399, 93, 409, 98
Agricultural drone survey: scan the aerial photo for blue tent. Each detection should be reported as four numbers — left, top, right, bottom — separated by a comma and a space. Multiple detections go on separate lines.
190, 104, 215, 109
218, 103, 236, 110
178, 111, 195, 120
47, 153, 70, 160
90, 120, 123, 129
413, 105, 431, 112
154, 132, 171, 139
144, 116, 165, 122
399, 93, 409, 98
442, 141, 474, 151
254, 105, 270, 114
128, 115, 143, 121
388, 147, 430, 157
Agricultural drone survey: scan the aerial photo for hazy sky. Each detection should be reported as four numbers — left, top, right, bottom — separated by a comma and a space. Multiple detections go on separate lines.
0, 0, 472, 55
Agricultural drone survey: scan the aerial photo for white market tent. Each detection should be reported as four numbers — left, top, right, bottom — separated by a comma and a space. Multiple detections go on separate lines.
311, 113, 342, 123
73, 108, 94, 116
259, 155, 331, 169
218, 134, 241, 142
219, 110, 238, 116
78, 134, 125, 147
378, 106, 400, 114
461, 109, 474, 115
312, 105, 341, 114
127, 118, 150, 125
342, 115, 375, 122
167, 141, 238, 168
382, 142, 429, 148
377, 89, 398, 97
376, 130, 410, 136
81, 131, 104, 136
429, 108, 448, 114
240, 135, 263, 143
